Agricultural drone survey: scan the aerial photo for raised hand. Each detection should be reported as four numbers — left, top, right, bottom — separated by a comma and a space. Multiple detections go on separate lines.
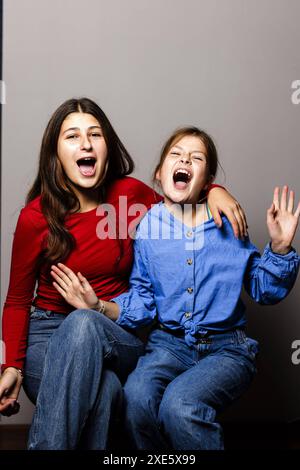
267, 186, 300, 254
51, 263, 99, 310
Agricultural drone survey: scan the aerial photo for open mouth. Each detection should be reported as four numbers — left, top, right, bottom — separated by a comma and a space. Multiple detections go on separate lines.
76, 157, 97, 177
173, 168, 192, 190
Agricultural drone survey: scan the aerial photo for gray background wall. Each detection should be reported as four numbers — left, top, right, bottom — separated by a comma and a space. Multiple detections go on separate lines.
1, 0, 300, 425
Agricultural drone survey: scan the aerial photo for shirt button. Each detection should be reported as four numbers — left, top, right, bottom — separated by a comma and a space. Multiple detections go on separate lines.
187, 258, 193, 265
184, 312, 192, 319
186, 231, 193, 238
187, 287, 193, 294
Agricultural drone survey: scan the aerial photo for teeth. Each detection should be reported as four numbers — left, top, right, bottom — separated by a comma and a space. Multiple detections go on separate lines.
175, 169, 191, 177
77, 157, 96, 163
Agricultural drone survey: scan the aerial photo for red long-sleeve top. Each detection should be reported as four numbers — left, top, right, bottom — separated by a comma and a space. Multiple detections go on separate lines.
1, 177, 221, 373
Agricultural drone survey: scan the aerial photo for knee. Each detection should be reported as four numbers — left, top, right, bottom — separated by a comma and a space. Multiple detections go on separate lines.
50, 309, 104, 348
158, 390, 183, 429
159, 389, 216, 431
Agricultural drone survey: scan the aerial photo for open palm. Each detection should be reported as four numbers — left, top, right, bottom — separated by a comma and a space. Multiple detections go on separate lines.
51, 263, 99, 310
267, 186, 300, 254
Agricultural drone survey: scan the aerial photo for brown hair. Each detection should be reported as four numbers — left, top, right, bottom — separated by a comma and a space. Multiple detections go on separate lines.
152, 126, 219, 196
26, 97, 134, 265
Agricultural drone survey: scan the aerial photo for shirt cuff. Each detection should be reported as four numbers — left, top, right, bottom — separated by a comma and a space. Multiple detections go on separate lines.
266, 242, 298, 258
262, 242, 300, 278
110, 293, 127, 326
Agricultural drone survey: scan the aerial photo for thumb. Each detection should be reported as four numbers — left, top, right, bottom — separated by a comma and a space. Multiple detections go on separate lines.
267, 202, 275, 222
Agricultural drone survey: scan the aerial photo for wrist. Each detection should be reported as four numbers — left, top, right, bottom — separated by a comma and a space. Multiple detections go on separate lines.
4, 367, 23, 379
270, 241, 291, 255
94, 299, 106, 314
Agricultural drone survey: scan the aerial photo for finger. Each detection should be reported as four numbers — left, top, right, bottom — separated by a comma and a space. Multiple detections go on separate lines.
288, 190, 295, 213
226, 212, 240, 239
51, 266, 73, 287
0, 397, 16, 410
233, 207, 245, 239
57, 263, 79, 283
52, 282, 68, 299
1, 401, 20, 416
237, 206, 248, 236
280, 185, 288, 211
273, 187, 280, 211
51, 271, 69, 291
211, 208, 223, 228
294, 201, 300, 220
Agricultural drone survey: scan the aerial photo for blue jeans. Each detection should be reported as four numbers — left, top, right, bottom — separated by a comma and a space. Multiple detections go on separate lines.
123, 328, 259, 450
22, 308, 145, 450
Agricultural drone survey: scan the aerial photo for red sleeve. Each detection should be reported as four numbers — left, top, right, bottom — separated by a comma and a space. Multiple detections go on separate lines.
207, 183, 225, 192
120, 176, 163, 209
1, 206, 46, 373
132, 179, 163, 209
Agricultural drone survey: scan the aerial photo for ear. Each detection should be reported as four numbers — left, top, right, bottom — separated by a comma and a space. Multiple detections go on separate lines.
155, 168, 161, 182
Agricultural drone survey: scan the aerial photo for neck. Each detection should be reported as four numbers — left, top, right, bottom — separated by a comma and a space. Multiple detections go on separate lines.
72, 186, 102, 213
163, 200, 208, 227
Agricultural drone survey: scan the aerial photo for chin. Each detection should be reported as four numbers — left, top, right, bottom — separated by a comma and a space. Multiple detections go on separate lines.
72, 178, 98, 190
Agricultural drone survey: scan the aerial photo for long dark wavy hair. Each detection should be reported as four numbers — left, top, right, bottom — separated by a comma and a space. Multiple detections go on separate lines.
26, 97, 134, 265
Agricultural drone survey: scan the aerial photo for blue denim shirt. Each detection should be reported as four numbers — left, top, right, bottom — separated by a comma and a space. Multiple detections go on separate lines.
112, 202, 299, 346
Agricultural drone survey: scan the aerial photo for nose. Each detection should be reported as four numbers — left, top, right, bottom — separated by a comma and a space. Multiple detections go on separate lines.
180, 153, 191, 164
80, 134, 92, 151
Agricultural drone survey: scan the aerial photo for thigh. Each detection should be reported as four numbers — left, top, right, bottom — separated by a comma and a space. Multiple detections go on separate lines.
56, 309, 145, 379
124, 329, 191, 402
23, 309, 65, 404
162, 343, 256, 413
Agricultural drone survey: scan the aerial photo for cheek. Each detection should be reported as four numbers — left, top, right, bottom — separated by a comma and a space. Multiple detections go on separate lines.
95, 140, 108, 159
57, 145, 75, 172
159, 164, 171, 183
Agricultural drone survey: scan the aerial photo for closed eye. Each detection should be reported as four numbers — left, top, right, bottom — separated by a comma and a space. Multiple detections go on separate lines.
66, 134, 79, 139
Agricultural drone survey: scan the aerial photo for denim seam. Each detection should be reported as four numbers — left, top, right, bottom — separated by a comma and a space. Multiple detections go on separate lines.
24, 371, 42, 380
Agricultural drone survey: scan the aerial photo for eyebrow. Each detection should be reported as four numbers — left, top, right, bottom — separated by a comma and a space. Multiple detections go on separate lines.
63, 126, 102, 135
173, 145, 205, 154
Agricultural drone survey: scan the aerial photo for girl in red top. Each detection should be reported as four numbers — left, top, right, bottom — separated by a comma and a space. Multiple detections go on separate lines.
0, 97, 247, 449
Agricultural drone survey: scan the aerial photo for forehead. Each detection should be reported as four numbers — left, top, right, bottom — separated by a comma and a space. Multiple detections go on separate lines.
172, 135, 206, 153
60, 112, 101, 132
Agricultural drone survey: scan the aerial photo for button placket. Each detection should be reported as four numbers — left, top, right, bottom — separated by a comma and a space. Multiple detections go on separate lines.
184, 248, 195, 322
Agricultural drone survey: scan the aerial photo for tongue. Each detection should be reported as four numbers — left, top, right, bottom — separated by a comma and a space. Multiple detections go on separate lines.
78, 165, 95, 176
174, 181, 188, 190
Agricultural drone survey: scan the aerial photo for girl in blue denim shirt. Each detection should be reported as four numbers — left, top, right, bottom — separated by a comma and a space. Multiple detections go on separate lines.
52, 127, 300, 450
